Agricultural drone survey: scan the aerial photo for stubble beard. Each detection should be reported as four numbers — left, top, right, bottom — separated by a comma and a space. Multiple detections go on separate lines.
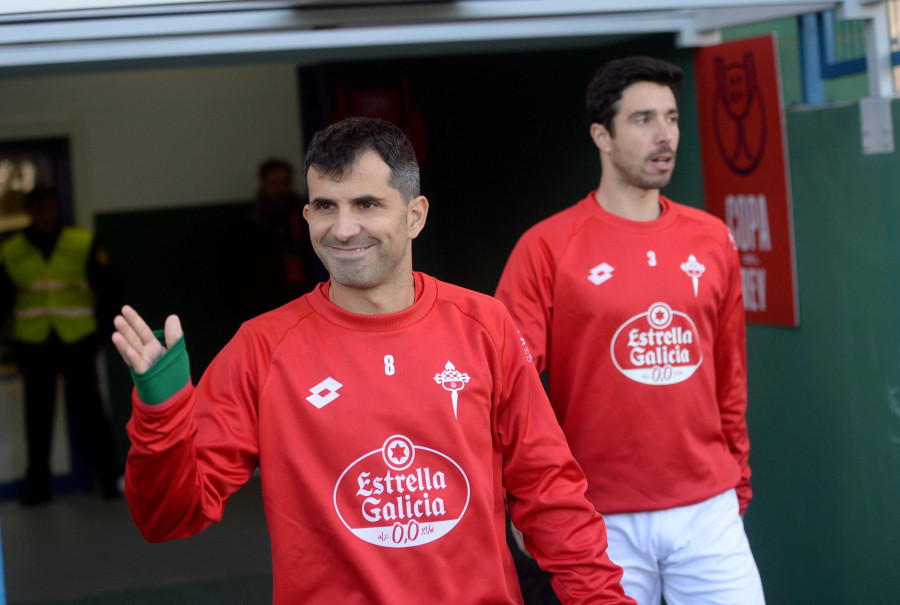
612, 146, 676, 191
635, 172, 673, 190
318, 236, 409, 291
318, 240, 380, 289
326, 262, 373, 289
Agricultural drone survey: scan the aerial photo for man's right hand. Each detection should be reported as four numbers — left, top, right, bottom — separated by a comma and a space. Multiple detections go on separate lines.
111, 305, 183, 374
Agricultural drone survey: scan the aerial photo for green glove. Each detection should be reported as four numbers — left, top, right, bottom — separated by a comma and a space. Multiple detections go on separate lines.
130, 330, 190, 405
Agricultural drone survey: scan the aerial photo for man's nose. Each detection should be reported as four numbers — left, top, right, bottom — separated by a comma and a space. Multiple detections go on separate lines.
654, 118, 676, 144
332, 207, 362, 240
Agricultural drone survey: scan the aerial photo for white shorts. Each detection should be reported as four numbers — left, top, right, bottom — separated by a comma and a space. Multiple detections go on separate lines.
602, 489, 765, 605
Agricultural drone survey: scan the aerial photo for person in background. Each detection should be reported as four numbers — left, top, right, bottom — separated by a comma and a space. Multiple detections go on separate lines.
221, 158, 319, 322
112, 117, 634, 604
496, 57, 765, 604
0, 185, 121, 506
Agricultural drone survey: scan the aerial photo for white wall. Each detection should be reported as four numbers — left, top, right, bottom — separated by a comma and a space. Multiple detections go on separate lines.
0, 62, 305, 226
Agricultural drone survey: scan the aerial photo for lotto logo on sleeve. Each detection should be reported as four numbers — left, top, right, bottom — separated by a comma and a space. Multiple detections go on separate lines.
333, 435, 470, 548
610, 302, 703, 385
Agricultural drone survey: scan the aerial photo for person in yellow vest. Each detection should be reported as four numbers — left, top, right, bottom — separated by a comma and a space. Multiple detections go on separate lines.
0, 186, 121, 506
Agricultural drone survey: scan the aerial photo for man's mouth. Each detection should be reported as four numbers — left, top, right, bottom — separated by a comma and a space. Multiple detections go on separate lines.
649, 148, 675, 168
323, 240, 376, 256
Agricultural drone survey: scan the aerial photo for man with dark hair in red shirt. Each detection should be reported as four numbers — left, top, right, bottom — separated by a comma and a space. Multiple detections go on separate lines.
497, 56, 765, 605
112, 117, 634, 605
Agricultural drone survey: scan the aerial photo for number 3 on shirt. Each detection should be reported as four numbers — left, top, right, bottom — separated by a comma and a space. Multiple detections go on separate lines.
384, 355, 395, 376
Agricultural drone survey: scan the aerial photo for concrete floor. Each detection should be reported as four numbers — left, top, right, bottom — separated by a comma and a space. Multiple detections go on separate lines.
0, 477, 272, 605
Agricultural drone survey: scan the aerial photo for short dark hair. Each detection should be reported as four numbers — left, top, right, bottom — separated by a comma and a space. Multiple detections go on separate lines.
24, 185, 58, 208
303, 117, 420, 203
258, 158, 292, 181
586, 56, 684, 136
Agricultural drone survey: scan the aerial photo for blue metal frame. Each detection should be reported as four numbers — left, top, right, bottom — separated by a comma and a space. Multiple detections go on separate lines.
819, 10, 868, 77
0, 514, 6, 605
799, 12, 827, 104
798, 8, 900, 104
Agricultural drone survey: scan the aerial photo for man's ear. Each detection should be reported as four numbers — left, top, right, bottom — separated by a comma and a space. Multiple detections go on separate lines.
302, 204, 310, 223
590, 122, 612, 154
407, 195, 429, 239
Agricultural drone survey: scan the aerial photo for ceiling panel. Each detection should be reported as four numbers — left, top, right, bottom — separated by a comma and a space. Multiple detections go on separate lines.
0, 1, 855, 75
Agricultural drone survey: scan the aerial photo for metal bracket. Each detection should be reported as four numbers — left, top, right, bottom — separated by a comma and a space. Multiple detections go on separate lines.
860, 96, 895, 154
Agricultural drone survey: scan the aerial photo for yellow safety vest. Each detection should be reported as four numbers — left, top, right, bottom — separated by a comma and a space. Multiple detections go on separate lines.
1, 227, 98, 344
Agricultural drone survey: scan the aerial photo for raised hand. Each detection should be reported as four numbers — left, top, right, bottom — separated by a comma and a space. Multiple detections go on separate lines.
111, 305, 183, 374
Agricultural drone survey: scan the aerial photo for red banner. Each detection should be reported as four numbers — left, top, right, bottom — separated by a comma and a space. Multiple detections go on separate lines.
694, 35, 799, 327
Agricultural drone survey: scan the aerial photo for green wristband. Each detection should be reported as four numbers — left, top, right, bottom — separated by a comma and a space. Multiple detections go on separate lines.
129, 330, 190, 405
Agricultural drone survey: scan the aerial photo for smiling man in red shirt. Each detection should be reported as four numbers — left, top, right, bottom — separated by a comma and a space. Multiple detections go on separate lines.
112, 117, 633, 605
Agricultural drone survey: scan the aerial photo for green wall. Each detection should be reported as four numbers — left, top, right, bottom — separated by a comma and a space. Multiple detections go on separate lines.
746, 100, 900, 604
721, 15, 900, 603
